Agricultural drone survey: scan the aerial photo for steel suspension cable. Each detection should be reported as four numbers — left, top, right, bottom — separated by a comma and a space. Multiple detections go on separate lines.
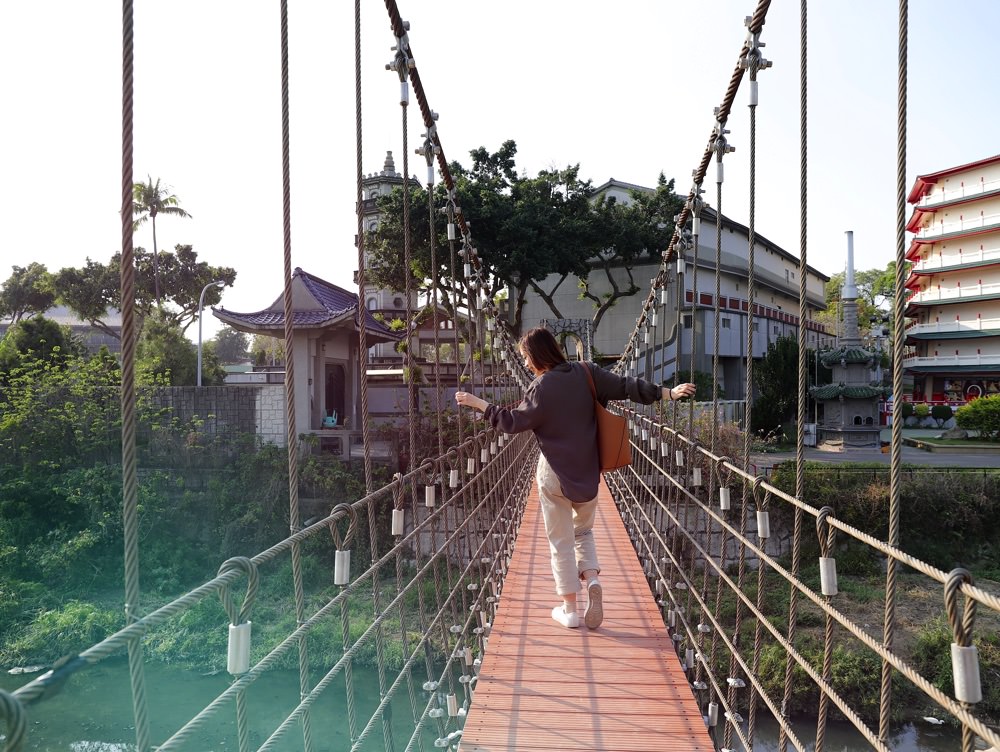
354, 0, 375, 494
276, 4, 313, 750
424, 137, 445, 459
881, 0, 907, 742
782, 3, 808, 750
119, 1, 151, 748
357, 12, 397, 746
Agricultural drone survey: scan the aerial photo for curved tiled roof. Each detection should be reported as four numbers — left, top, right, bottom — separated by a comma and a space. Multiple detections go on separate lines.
213, 268, 401, 341
820, 346, 875, 367
811, 384, 890, 400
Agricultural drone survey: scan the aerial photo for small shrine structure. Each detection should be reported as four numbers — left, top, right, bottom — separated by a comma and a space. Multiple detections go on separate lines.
213, 268, 401, 438
811, 232, 888, 449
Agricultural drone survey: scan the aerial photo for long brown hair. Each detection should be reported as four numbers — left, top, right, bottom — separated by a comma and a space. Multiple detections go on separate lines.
519, 327, 567, 373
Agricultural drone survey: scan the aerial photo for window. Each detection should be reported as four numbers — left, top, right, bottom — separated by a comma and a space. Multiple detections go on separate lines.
722, 318, 731, 329
393, 297, 404, 309
366, 297, 377, 310
683, 315, 692, 329
774, 325, 780, 334
368, 221, 378, 232
753, 322, 760, 332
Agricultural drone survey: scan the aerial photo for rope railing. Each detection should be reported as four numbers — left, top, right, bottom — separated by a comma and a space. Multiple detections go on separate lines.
2, 429, 536, 751
608, 406, 1000, 749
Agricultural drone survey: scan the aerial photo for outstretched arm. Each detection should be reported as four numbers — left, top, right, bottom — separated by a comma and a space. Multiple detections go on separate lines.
455, 389, 544, 434
588, 361, 697, 405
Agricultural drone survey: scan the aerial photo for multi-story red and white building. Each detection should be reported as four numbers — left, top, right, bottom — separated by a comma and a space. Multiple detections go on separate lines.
904, 154, 1000, 404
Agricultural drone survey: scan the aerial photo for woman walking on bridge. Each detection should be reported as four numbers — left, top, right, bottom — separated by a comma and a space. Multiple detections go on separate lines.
456, 327, 696, 629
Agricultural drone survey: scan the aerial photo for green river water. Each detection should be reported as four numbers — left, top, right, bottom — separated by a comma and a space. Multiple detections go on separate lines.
1, 660, 964, 751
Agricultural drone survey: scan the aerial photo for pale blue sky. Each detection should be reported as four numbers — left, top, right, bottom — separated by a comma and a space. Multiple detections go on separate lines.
1, 1, 997, 340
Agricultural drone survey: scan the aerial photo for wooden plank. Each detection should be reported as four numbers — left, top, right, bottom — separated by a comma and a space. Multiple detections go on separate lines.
458, 477, 716, 752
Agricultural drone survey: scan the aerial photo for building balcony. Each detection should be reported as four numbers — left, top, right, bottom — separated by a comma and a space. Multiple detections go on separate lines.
903, 352, 1000, 370
912, 245, 1000, 272
906, 281, 1000, 305
916, 177, 1000, 208
906, 317, 1000, 339
914, 212, 1000, 241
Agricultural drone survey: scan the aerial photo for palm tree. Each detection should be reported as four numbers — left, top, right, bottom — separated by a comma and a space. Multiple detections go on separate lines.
132, 176, 192, 306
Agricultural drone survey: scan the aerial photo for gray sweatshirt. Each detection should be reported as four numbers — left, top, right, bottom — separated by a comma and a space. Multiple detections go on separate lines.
484, 361, 662, 502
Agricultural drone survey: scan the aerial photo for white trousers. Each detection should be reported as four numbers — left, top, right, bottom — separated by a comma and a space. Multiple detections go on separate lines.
536, 454, 600, 596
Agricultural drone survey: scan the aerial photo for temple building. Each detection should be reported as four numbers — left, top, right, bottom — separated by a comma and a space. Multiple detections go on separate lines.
811, 232, 887, 449
213, 268, 401, 448
904, 154, 1000, 403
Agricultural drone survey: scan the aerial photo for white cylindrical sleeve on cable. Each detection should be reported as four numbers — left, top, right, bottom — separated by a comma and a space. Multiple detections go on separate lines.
227, 622, 251, 675
334, 549, 351, 586
756, 510, 771, 539
819, 556, 838, 596
951, 643, 982, 704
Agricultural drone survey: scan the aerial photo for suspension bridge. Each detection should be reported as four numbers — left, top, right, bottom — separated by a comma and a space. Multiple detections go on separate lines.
2, 1, 1000, 751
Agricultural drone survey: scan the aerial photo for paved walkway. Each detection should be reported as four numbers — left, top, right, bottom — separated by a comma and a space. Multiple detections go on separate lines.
752, 429, 999, 472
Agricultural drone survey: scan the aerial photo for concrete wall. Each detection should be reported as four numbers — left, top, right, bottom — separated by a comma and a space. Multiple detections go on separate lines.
142, 384, 287, 447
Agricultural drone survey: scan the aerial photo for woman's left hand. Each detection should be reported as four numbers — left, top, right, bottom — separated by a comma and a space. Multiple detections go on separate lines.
668, 383, 697, 401
455, 392, 488, 411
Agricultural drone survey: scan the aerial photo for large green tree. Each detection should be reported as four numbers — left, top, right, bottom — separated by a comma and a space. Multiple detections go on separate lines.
0, 316, 84, 377
818, 260, 901, 336
54, 245, 235, 338
751, 336, 829, 436
582, 173, 683, 331
0, 263, 56, 324
132, 176, 192, 306
136, 310, 224, 386
366, 140, 681, 334
212, 325, 249, 363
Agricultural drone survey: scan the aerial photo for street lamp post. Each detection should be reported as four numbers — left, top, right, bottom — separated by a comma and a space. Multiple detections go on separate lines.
197, 280, 225, 387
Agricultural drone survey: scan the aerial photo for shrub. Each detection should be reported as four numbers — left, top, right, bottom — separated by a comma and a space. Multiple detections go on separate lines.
901, 402, 914, 419
914, 403, 930, 419
955, 394, 1000, 440
930, 404, 952, 422
769, 462, 1000, 569
0, 601, 122, 665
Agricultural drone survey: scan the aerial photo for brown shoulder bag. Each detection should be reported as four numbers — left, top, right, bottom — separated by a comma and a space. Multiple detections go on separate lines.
581, 363, 632, 472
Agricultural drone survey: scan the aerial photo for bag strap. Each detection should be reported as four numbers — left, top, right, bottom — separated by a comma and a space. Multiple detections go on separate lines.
580, 362, 599, 402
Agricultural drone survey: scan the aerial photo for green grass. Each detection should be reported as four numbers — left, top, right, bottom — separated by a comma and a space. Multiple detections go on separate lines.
910, 437, 997, 446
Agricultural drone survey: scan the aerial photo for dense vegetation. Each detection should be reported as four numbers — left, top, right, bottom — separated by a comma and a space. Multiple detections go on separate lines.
0, 324, 396, 671
766, 461, 1000, 722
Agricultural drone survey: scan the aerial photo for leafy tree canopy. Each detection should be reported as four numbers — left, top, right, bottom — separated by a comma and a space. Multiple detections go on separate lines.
212, 326, 249, 363
251, 334, 284, 366
54, 245, 236, 338
819, 260, 901, 336
0, 263, 56, 324
137, 310, 224, 386
366, 140, 682, 333
751, 336, 829, 436
0, 315, 84, 376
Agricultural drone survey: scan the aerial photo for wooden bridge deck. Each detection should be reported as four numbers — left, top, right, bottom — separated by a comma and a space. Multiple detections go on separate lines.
459, 477, 715, 752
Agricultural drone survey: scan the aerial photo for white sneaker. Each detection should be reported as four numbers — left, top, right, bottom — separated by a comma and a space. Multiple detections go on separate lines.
585, 579, 603, 629
551, 605, 580, 628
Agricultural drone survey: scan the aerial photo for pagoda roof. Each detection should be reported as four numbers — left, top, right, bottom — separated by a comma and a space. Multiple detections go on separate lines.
810, 384, 890, 400
820, 346, 875, 367
213, 268, 402, 343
